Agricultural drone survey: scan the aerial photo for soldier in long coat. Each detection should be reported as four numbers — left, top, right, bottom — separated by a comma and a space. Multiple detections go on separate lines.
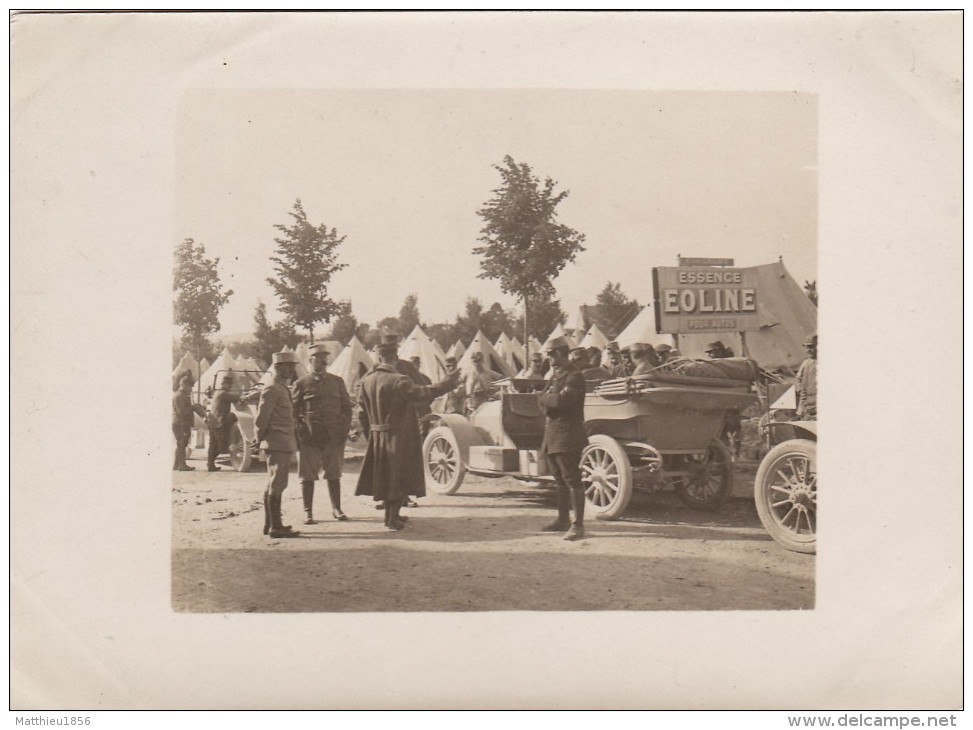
355, 336, 460, 530
538, 336, 590, 541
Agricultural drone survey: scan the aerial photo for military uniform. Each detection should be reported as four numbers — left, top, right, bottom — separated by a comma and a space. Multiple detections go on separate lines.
538, 346, 589, 540
796, 357, 817, 420
355, 360, 458, 529
292, 367, 352, 523
172, 388, 205, 471
465, 366, 502, 413
206, 384, 240, 471
255, 354, 300, 537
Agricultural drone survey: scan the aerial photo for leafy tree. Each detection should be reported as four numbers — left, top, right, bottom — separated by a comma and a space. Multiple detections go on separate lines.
398, 293, 422, 335
513, 292, 566, 342
247, 299, 299, 365
474, 155, 586, 357
480, 302, 514, 342
173, 237, 233, 377
427, 322, 457, 352
453, 297, 485, 343
327, 309, 364, 345
593, 282, 640, 338
267, 199, 349, 343
804, 280, 818, 307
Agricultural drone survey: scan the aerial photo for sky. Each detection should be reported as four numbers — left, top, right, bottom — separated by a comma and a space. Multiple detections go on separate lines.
176, 89, 816, 338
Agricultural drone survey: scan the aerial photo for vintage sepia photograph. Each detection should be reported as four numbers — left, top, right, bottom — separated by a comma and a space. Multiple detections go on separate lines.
12, 11, 961, 712
171, 89, 819, 613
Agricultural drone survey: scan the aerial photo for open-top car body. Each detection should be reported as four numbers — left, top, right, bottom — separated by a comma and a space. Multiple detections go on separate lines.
422, 374, 757, 519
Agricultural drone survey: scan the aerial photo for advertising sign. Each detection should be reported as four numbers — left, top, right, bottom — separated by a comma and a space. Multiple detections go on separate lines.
652, 266, 760, 334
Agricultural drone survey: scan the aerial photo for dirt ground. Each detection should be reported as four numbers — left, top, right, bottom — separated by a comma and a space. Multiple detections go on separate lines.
171, 443, 814, 613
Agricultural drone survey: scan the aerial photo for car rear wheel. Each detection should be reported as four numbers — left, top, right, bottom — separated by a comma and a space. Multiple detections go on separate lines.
423, 426, 466, 495
580, 434, 633, 520
227, 422, 253, 472
754, 439, 816, 554
674, 439, 734, 511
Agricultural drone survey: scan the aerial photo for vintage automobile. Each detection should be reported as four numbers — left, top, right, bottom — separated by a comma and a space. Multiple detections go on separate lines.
187, 369, 266, 472
754, 418, 817, 554
421, 375, 757, 519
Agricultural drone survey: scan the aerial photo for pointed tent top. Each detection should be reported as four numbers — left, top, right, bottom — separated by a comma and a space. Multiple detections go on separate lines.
566, 306, 589, 335
616, 305, 672, 349
200, 350, 241, 391
543, 323, 578, 351
579, 323, 609, 350
172, 351, 199, 379
447, 339, 467, 361
456, 330, 516, 378
327, 335, 375, 393
494, 332, 525, 373
399, 326, 448, 381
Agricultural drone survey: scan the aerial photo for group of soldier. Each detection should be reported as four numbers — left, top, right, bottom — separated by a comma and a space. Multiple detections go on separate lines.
172, 328, 818, 543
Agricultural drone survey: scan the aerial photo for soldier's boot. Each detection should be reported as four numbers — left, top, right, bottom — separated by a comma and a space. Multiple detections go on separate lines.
268, 494, 300, 538
301, 480, 316, 525
541, 485, 572, 532
564, 488, 586, 541
262, 492, 272, 536
327, 479, 349, 521
386, 499, 406, 531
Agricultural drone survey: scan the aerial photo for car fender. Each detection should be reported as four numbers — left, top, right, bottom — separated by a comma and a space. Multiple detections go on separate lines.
423, 413, 490, 466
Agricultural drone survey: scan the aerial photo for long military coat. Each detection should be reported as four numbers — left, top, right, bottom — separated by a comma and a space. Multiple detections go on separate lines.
355, 364, 455, 501
537, 364, 589, 455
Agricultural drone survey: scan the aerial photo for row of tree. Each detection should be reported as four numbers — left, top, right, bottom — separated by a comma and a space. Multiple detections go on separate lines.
176, 154, 816, 369
174, 155, 598, 367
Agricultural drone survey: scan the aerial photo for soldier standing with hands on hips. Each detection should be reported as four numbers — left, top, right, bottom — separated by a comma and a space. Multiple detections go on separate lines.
255, 350, 301, 539
292, 343, 353, 524
538, 336, 590, 541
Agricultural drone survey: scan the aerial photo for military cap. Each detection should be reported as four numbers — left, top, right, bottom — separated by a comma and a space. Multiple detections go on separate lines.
705, 340, 726, 352
587, 346, 602, 355
220, 372, 235, 383
654, 343, 673, 353
445, 356, 457, 365
804, 334, 818, 347
272, 351, 298, 365
606, 341, 620, 352
630, 342, 648, 354
308, 343, 330, 357
530, 352, 544, 361
545, 336, 570, 353
469, 351, 484, 361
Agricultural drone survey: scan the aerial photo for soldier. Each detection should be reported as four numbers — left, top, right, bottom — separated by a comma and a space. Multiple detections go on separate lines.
355, 334, 461, 530
654, 342, 674, 365
631, 342, 660, 375
292, 343, 353, 524
255, 351, 301, 539
706, 340, 734, 359
538, 336, 589, 541
605, 342, 628, 378
523, 352, 547, 379
444, 356, 466, 414
172, 376, 206, 471
619, 345, 635, 376
795, 334, 817, 421
464, 351, 502, 414
206, 372, 241, 472
583, 347, 613, 381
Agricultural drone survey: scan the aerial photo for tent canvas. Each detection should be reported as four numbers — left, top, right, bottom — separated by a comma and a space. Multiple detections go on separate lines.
327, 335, 375, 394
446, 340, 467, 361
399, 325, 449, 382
542, 323, 578, 351
172, 351, 199, 380
616, 306, 674, 350
579, 323, 609, 350
200, 349, 248, 391
674, 261, 817, 369
494, 332, 525, 373
456, 330, 516, 379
